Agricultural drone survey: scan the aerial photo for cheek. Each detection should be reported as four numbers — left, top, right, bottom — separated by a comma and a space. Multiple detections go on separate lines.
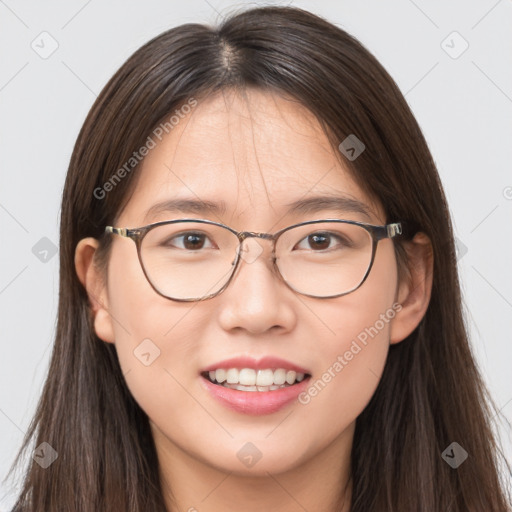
299, 307, 393, 434
105, 246, 207, 417
298, 243, 398, 429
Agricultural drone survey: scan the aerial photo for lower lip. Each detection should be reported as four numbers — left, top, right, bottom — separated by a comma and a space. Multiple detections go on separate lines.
200, 375, 311, 415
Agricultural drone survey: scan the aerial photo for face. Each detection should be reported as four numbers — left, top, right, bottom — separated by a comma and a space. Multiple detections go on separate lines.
92, 88, 403, 477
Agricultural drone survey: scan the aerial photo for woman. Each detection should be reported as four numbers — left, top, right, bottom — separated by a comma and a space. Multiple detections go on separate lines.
8, 6, 511, 511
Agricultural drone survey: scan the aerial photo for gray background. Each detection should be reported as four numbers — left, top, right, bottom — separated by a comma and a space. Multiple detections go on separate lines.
1, 0, 511, 507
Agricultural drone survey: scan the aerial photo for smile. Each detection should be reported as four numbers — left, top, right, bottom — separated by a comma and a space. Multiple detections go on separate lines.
199, 356, 312, 415
202, 368, 308, 391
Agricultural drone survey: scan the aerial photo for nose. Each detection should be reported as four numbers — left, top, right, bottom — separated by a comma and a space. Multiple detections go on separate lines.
216, 236, 297, 335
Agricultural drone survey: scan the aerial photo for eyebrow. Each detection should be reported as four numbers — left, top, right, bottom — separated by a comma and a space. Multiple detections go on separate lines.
143, 198, 227, 223
284, 195, 373, 220
142, 194, 373, 223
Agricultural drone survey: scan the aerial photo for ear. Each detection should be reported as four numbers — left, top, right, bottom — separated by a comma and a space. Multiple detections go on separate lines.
74, 237, 115, 344
389, 232, 434, 345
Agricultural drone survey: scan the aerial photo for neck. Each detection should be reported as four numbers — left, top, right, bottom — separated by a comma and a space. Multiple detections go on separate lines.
152, 422, 354, 512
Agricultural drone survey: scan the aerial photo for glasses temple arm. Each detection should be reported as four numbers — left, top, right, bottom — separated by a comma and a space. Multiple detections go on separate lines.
105, 226, 128, 237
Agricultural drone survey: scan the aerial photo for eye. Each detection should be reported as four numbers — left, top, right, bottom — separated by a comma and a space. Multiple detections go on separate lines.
294, 232, 350, 251
163, 232, 216, 251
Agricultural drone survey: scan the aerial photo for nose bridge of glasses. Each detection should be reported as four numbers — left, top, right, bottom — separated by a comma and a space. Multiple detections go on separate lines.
239, 231, 274, 242
236, 231, 277, 264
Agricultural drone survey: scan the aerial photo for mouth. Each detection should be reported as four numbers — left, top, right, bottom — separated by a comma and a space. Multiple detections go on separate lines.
199, 356, 312, 414
200, 367, 311, 392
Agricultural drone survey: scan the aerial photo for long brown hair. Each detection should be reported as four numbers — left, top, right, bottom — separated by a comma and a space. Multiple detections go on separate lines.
7, 6, 511, 511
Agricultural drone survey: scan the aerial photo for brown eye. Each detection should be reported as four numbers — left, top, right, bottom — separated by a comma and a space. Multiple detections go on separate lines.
294, 232, 349, 251
163, 232, 215, 251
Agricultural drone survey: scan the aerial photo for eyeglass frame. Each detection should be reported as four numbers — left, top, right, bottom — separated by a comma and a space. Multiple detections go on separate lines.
104, 218, 407, 302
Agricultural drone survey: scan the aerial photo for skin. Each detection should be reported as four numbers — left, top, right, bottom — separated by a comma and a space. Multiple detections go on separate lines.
75, 88, 433, 512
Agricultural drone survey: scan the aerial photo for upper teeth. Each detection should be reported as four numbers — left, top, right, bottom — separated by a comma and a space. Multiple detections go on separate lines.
208, 368, 305, 386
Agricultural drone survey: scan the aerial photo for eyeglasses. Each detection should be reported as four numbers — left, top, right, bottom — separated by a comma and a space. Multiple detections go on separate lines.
104, 218, 404, 302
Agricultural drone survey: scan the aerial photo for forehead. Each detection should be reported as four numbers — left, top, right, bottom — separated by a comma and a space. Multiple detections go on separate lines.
117, 88, 383, 227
